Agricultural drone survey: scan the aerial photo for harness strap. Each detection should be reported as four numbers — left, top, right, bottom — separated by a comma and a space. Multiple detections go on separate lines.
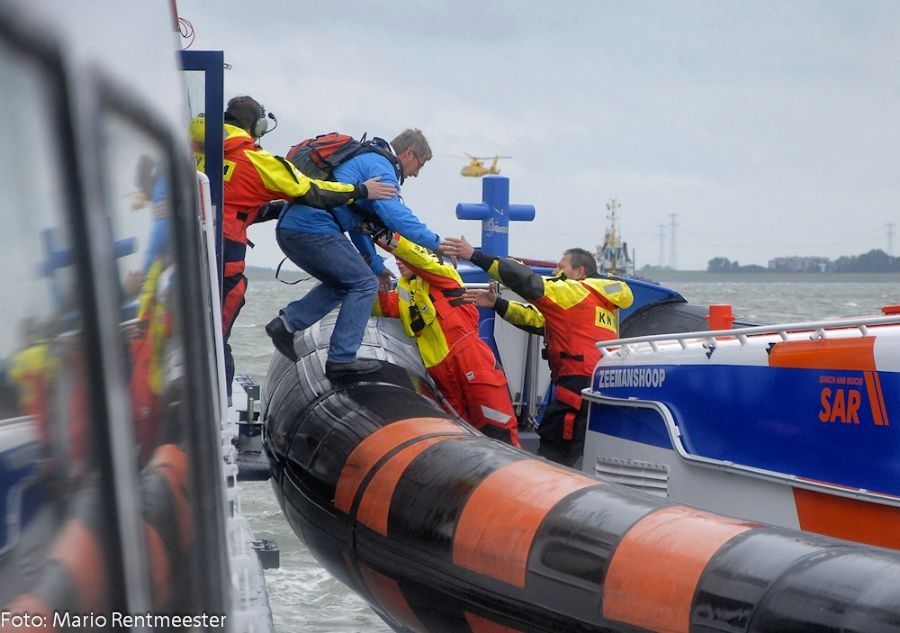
555, 385, 583, 411
563, 411, 576, 440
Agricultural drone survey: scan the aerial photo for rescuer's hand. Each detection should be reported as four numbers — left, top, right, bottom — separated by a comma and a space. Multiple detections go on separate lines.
377, 269, 396, 294
362, 176, 396, 200
440, 236, 474, 260
463, 287, 498, 309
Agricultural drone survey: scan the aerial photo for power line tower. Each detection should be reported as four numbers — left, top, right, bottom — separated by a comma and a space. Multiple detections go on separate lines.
657, 223, 667, 267
888, 222, 896, 256
669, 213, 678, 270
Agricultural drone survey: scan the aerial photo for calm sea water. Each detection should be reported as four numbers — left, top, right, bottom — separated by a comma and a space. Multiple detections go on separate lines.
231, 277, 900, 633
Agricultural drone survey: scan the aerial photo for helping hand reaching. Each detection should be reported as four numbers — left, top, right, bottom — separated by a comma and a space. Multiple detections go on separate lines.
377, 269, 396, 294
439, 235, 475, 260
462, 286, 498, 309
363, 176, 396, 200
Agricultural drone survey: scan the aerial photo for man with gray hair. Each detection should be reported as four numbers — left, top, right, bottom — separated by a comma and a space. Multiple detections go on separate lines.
268, 129, 442, 378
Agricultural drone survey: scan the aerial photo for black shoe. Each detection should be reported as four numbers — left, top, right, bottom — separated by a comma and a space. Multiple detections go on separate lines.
325, 359, 380, 379
265, 317, 298, 362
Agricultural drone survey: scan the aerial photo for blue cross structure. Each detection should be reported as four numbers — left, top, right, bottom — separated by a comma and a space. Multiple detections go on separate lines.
456, 175, 535, 258
455, 175, 536, 367
39, 227, 136, 314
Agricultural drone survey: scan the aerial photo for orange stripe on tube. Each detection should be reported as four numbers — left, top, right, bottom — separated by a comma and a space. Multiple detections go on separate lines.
603, 506, 756, 633
335, 418, 465, 513
359, 564, 427, 633
357, 435, 456, 535
150, 444, 193, 550
794, 488, 900, 549
768, 338, 876, 371
50, 520, 109, 612
453, 459, 598, 588
2, 594, 55, 633
464, 611, 523, 633
144, 524, 172, 608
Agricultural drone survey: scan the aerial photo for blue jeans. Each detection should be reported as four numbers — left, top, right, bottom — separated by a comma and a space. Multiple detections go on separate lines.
276, 228, 378, 363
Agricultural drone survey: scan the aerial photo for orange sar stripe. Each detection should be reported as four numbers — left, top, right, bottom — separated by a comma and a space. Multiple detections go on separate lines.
335, 418, 465, 514
769, 338, 891, 426
794, 488, 900, 549
872, 370, 889, 425
452, 459, 598, 588
864, 371, 886, 425
767, 337, 876, 370
603, 506, 756, 633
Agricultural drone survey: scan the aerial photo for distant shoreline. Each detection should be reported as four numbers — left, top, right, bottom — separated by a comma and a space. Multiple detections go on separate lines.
637, 270, 900, 283
246, 265, 899, 284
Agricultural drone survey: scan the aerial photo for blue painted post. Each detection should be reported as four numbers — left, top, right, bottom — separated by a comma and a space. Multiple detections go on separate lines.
180, 50, 225, 296
456, 175, 536, 358
456, 175, 535, 258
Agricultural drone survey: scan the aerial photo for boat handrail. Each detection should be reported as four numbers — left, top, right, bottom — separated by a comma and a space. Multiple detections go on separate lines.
599, 314, 900, 358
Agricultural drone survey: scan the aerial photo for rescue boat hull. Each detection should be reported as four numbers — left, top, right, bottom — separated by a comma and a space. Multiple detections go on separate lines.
264, 313, 900, 633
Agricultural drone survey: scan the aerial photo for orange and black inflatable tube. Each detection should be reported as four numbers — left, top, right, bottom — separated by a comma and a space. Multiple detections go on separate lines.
264, 319, 900, 633
0, 444, 192, 630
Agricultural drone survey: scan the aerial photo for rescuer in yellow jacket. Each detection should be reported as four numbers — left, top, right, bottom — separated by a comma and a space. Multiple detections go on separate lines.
373, 233, 519, 445
441, 236, 633, 466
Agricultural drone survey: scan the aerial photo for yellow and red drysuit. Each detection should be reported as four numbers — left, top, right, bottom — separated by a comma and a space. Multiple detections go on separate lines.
219, 124, 365, 339
373, 234, 519, 446
193, 117, 368, 396
469, 250, 633, 466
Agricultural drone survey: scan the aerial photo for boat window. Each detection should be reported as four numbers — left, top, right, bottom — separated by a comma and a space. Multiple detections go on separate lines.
97, 109, 212, 614
0, 29, 114, 616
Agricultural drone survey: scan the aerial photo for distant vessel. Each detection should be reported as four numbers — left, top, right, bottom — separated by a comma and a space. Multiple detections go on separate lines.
595, 198, 635, 275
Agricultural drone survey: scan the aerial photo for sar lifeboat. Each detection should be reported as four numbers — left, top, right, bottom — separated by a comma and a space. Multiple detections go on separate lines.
263, 314, 900, 633
585, 309, 900, 551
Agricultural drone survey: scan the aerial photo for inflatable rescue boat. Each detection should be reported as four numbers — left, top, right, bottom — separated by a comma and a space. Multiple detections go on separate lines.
263, 313, 900, 633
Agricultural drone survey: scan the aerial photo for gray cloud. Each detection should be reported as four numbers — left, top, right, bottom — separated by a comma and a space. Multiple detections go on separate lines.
178, 0, 900, 269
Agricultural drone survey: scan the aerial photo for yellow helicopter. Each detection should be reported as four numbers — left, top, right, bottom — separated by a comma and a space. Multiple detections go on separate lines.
461, 153, 511, 177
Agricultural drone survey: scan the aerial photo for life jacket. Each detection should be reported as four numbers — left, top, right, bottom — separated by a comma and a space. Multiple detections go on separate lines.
382, 275, 477, 368
221, 125, 275, 245
537, 277, 625, 380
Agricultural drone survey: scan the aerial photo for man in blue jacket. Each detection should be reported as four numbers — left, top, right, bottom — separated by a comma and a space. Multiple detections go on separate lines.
267, 128, 442, 378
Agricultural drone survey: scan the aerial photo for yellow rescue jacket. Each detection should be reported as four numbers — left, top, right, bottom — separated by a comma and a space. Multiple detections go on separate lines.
472, 251, 633, 380
373, 235, 479, 367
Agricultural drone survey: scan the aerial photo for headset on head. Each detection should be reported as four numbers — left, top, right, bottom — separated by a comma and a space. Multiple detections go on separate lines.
225, 101, 278, 138
251, 110, 278, 138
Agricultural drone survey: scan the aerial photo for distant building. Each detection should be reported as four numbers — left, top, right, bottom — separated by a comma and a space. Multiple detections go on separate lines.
768, 256, 832, 272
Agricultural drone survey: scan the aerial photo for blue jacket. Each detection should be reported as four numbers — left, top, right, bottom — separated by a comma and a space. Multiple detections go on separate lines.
276, 150, 440, 274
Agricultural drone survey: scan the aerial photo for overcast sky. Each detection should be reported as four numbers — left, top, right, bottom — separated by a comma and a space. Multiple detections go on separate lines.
176, 0, 900, 271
